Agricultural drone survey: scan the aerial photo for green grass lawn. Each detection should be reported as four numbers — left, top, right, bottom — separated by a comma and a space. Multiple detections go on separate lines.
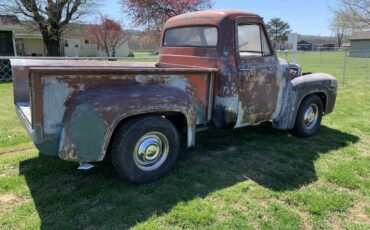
132, 52, 157, 57
0, 53, 369, 229
0, 84, 32, 150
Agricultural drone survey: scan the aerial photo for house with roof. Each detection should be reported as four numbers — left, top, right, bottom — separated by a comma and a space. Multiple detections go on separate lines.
0, 15, 21, 56
348, 31, 370, 57
0, 15, 129, 57
14, 21, 100, 57
288, 34, 338, 51
297, 40, 313, 51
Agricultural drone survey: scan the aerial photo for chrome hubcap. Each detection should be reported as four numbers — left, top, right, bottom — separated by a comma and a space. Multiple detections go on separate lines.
304, 104, 319, 129
133, 132, 169, 171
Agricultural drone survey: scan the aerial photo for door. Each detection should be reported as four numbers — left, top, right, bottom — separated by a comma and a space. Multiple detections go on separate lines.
0, 31, 15, 56
236, 21, 281, 127
15, 39, 25, 56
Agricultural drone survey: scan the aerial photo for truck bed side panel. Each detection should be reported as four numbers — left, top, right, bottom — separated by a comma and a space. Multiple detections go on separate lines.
24, 69, 214, 162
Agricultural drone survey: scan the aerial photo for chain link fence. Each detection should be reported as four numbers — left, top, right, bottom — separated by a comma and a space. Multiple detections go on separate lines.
0, 59, 12, 83
277, 50, 370, 85
1, 50, 369, 84
0, 56, 158, 83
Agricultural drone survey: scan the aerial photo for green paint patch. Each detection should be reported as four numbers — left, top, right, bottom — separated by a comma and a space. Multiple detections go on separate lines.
35, 133, 60, 157
70, 105, 107, 162
196, 104, 207, 124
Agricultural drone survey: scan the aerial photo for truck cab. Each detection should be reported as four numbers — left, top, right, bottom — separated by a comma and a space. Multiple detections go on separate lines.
158, 10, 336, 129
11, 10, 337, 183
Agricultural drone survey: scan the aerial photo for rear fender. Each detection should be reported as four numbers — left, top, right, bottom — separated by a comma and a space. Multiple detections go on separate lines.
273, 73, 337, 130
59, 85, 197, 162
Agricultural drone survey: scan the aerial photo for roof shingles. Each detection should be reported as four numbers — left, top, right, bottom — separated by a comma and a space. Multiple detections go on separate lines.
349, 32, 370, 41
0, 15, 20, 26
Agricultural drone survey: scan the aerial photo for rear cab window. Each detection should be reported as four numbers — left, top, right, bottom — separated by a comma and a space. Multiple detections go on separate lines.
163, 26, 218, 47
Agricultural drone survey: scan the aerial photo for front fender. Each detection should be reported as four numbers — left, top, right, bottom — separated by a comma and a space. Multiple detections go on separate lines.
273, 73, 337, 130
59, 85, 197, 162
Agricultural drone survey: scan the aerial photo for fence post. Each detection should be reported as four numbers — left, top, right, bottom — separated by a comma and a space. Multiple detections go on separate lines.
342, 50, 348, 86
367, 51, 369, 80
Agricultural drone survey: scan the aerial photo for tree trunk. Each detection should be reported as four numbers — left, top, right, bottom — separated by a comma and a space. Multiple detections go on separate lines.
105, 48, 110, 57
336, 32, 344, 48
109, 49, 117, 61
44, 38, 61, 56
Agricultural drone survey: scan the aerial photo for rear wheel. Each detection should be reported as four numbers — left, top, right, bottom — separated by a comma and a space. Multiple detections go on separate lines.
291, 95, 323, 137
111, 116, 180, 183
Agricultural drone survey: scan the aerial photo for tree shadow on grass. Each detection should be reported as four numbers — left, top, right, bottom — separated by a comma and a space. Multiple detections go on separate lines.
19, 124, 358, 229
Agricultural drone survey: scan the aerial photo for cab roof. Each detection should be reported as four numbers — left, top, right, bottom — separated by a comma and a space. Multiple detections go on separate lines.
164, 10, 262, 29
167, 10, 261, 23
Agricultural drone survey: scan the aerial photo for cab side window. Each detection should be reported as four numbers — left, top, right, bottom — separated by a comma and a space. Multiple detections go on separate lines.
261, 30, 272, 56
238, 24, 272, 57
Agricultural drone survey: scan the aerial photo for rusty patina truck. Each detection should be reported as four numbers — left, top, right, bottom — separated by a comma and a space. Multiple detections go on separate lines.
11, 10, 337, 183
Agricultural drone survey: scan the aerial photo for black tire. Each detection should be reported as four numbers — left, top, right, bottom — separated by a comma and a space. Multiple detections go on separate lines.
111, 116, 180, 183
291, 94, 323, 137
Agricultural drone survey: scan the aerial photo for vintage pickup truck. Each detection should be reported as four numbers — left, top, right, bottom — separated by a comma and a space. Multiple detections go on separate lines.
11, 10, 337, 183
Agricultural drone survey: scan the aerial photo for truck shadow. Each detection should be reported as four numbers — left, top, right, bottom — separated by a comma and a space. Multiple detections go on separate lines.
19, 124, 358, 229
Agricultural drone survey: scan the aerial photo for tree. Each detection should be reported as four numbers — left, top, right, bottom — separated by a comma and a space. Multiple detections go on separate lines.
266, 18, 292, 50
139, 30, 160, 50
85, 16, 131, 57
120, 0, 213, 32
0, 0, 96, 56
328, 0, 370, 29
330, 14, 350, 47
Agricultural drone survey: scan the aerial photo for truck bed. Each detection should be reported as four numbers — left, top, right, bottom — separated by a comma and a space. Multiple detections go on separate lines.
10, 59, 217, 159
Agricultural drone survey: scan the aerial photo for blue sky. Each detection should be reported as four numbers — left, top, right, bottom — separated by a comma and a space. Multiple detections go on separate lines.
98, 0, 335, 36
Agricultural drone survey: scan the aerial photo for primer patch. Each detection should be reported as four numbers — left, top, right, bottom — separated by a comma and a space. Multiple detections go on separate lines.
42, 77, 70, 134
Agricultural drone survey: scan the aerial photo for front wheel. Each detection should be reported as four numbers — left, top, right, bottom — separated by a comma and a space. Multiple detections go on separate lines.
111, 116, 180, 183
291, 94, 323, 137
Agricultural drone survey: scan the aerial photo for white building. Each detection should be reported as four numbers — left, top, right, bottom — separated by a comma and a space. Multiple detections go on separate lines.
0, 15, 129, 57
